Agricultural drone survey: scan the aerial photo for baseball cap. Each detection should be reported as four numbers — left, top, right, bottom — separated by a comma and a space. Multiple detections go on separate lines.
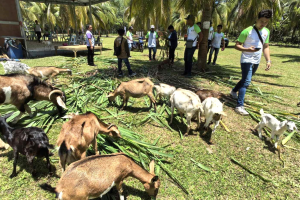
185, 14, 195, 21
150, 25, 155, 29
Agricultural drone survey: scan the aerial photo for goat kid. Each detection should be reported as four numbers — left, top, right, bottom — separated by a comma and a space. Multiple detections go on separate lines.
202, 97, 227, 143
57, 112, 122, 171
157, 59, 172, 70
0, 113, 53, 178
169, 88, 204, 136
154, 83, 176, 102
0, 74, 67, 123
256, 109, 298, 148
107, 78, 157, 112
40, 153, 160, 200
28, 67, 72, 82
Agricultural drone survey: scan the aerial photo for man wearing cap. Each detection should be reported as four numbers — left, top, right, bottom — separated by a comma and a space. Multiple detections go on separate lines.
183, 15, 203, 77
145, 25, 159, 61
126, 26, 134, 51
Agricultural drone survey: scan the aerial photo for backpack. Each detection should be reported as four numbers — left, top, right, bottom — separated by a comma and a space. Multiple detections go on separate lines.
115, 37, 123, 56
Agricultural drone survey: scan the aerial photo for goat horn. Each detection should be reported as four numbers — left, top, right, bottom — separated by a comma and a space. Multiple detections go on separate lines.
49, 90, 64, 100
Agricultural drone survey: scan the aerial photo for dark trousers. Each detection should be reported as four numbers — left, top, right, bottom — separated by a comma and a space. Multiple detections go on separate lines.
233, 63, 259, 107
36, 31, 41, 42
184, 47, 197, 75
208, 47, 220, 64
207, 40, 212, 53
169, 47, 176, 62
118, 58, 133, 75
43, 34, 50, 41
148, 47, 157, 60
87, 46, 94, 65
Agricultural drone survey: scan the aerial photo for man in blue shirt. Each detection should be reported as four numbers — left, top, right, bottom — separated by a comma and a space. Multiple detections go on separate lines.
168, 25, 178, 64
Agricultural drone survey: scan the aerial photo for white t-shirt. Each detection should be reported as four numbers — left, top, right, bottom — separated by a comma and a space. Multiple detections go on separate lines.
34, 24, 41, 32
126, 31, 133, 44
187, 24, 201, 47
208, 26, 214, 40
146, 31, 158, 47
238, 26, 270, 64
211, 32, 225, 48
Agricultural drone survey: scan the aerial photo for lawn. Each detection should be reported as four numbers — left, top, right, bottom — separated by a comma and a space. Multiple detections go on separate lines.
0, 36, 300, 200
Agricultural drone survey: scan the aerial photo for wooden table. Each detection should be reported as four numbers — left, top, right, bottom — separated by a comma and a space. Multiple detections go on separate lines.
54, 45, 102, 57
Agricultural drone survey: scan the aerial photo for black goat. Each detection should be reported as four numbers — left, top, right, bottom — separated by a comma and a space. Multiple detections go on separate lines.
0, 113, 53, 178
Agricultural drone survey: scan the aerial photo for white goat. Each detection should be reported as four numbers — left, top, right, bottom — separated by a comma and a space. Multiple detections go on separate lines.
0, 61, 30, 74
169, 88, 204, 136
256, 109, 298, 148
154, 83, 176, 101
202, 97, 227, 142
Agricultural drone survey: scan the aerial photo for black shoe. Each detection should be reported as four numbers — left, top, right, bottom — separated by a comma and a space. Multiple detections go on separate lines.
118, 72, 124, 77
182, 72, 187, 76
129, 72, 136, 77
185, 74, 193, 78
89, 64, 97, 67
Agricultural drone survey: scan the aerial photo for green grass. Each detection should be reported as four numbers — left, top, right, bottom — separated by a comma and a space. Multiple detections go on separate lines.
0, 36, 300, 199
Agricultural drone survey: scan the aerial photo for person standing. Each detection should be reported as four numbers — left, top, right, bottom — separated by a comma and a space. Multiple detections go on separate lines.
167, 25, 178, 64
207, 24, 225, 65
145, 25, 159, 61
114, 29, 136, 77
126, 26, 134, 51
86, 24, 96, 66
183, 15, 203, 77
207, 21, 214, 53
34, 20, 42, 43
231, 10, 272, 115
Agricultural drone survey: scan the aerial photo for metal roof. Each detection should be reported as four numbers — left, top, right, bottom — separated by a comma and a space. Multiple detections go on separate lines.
20, 0, 109, 6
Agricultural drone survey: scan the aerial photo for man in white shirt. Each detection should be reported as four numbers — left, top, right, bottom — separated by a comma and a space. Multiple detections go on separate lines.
126, 26, 134, 51
33, 20, 42, 43
145, 25, 159, 61
207, 21, 214, 53
231, 10, 272, 115
207, 24, 225, 65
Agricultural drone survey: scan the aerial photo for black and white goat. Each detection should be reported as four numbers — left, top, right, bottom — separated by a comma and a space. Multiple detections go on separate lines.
0, 113, 53, 178
0, 74, 67, 123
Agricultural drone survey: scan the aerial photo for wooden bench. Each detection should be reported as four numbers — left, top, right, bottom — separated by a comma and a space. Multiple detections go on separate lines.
54, 44, 103, 57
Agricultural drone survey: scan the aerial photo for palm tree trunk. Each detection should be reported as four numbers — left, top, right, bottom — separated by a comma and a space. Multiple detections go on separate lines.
291, 25, 297, 43
198, 0, 213, 71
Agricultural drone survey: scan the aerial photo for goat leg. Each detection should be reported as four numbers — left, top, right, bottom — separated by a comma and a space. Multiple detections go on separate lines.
12, 112, 24, 124
46, 150, 51, 173
148, 93, 156, 112
196, 111, 201, 130
116, 181, 124, 200
27, 155, 36, 176
185, 114, 192, 136
120, 95, 126, 110
24, 104, 33, 117
169, 104, 174, 125
93, 136, 99, 155
10, 151, 19, 178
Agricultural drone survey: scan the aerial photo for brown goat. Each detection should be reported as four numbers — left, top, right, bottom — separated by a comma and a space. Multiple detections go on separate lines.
57, 112, 122, 171
0, 74, 67, 123
158, 59, 172, 70
28, 67, 72, 81
40, 153, 160, 200
195, 89, 224, 102
107, 78, 157, 112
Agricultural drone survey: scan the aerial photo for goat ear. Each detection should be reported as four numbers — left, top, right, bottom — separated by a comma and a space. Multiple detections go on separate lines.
221, 111, 227, 117
149, 160, 155, 174
57, 97, 67, 109
151, 175, 159, 183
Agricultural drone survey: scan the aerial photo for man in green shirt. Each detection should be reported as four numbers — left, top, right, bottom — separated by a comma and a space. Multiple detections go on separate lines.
231, 10, 272, 115
145, 25, 159, 61
183, 15, 203, 77
126, 26, 134, 51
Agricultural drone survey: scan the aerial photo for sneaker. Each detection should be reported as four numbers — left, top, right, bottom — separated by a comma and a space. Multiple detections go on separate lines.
129, 72, 136, 77
235, 106, 249, 115
230, 90, 238, 99
118, 72, 124, 77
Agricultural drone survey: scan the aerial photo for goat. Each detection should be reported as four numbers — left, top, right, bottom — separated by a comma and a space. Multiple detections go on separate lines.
154, 83, 176, 102
0, 113, 53, 178
202, 97, 227, 143
169, 88, 204, 136
28, 67, 72, 82
57, 112, 122, 171
0, 61, 30, 74
0, 74, 67, 123
107, 78, 157, 112
195, 89, 225, 102
256, 109, 298, 148
157, 59, 172, 70
40, 153, 160, 200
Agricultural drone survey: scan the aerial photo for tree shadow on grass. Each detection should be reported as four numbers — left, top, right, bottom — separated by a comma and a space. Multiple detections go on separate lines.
272, 54, 300, 63
249, 128, 276, 154
0, 150, 59, 180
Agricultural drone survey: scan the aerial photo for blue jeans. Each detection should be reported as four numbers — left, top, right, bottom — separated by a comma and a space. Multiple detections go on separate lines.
128, 43, 132, 51
118, 58, 133, 75
208, 47, 220, 64
148, 47, 157, 60
233, 63, 259, 107
184, 47, 197, 75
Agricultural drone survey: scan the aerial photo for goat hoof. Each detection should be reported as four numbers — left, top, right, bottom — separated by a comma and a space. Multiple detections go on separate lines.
10, 173, 17, 178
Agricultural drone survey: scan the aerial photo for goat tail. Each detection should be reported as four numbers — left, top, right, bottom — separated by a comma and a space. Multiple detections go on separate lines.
259, 109, 264, 116
40, 183, 58, 196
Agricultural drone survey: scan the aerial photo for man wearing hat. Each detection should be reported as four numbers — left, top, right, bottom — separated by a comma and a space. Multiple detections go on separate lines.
145, 25, 159, 61
183, 14, 203, 77
126, 26, 134, 51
